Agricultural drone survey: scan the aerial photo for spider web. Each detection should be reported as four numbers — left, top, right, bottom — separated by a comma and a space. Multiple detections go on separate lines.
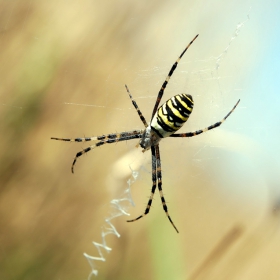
83, 166, 137, 278
81, 14, 252, 278
2, 1, 280, 280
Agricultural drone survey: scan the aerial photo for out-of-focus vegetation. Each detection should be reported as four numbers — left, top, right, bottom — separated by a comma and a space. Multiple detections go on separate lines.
1, 1, 280, 280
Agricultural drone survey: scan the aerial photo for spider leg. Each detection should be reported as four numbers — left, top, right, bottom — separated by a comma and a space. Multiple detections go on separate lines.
151, 34, 199, 119
51, 130, 143, 142
170, 99, 240, 138
127, 145, 157, 223
51, 136, 99, 142
51, 130, 143, 173
127, 145, 179, 233
125, 84, 148, 128
155, 145, 179, 233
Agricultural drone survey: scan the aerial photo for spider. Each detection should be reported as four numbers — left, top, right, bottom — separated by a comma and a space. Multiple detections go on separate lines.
51, 34, 240, 233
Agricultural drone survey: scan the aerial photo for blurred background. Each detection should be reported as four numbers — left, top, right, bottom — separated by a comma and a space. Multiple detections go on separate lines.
1, 0, 280, 279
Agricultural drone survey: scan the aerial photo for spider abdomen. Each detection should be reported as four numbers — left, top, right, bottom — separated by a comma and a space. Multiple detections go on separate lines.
151, 93, 194, 138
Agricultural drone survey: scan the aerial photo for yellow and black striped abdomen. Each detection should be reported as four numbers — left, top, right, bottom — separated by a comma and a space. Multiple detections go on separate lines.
151, 94, 193, 138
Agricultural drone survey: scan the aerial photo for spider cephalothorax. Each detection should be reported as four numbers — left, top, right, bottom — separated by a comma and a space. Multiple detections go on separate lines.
139, 126, 161, 151
51, 34, 240, 233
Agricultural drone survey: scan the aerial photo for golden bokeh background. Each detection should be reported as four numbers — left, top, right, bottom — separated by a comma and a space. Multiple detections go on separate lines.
1, 1, 280, 280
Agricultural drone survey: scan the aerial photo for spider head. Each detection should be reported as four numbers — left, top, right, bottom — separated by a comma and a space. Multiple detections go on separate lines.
139, 125, 161, 152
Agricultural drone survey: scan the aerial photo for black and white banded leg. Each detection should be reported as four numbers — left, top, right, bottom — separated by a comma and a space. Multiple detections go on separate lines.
125, 84, 148, 128
51, 130, 143, 173
151, 34, 199, 119
170, 99, 240, 138
155, 145, 179, 233
127, 145, 157, 224
127, 145, 179, 233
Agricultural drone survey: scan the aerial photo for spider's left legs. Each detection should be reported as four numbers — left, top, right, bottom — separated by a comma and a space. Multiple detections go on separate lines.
127, 145, 157, 223
155, 145, 179, 233
170, 99, 240, 138
125, 84, 148, 128
151, 34, 199, 119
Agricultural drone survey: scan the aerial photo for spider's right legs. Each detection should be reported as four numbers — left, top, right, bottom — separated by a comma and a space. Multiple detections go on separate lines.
125, 84, 148, 128
51, 130, 142, 143
51, 130, 143, 173
51, 135, 100, 142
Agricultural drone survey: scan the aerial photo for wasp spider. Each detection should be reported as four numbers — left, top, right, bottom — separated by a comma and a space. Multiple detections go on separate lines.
51, 34, 240, 233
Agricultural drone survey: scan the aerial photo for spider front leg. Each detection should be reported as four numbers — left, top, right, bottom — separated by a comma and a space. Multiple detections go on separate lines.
170, 99, 240, 138
127, 145, 158, 223
127, 145, 179, 233
155, 145, 179, 233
